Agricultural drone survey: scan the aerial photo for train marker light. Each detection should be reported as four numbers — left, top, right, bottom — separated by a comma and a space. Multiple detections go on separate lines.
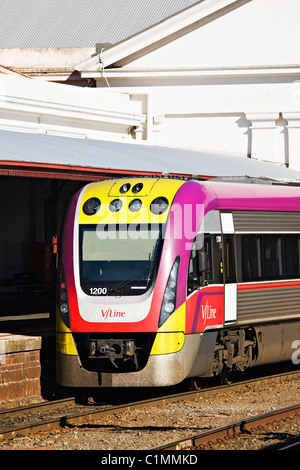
132, 183, 143, 193
83, 197, 101, 215
60, 303, 69, 314
110, 199, 123, 212
150, 197, 169, 215
129, 199, 142, 212
59, 264, 70, 327
120, 183, 131, 194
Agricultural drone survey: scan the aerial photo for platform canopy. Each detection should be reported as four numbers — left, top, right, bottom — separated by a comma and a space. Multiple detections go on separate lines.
1, 129, 300, 182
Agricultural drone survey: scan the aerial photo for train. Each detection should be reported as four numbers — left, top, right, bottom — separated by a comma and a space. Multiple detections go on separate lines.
56, 176, 300, 391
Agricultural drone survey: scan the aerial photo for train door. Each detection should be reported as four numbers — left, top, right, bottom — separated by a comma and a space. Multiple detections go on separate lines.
187, 210, 223, 294
220, 213, 237, 323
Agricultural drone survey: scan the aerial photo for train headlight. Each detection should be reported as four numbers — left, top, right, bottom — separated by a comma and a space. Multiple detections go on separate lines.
164, 302, 175, 314
132, 183, 143, 193
60, 303, 69, 314
82, 197, 101, 215
150, 197, 169, 215
120, 183, 131, 194
129, 199, 142, 212
158, 257, 180, 327
59, 264, 70, 328
164, 290, 175, 301
110, 199, 122, 212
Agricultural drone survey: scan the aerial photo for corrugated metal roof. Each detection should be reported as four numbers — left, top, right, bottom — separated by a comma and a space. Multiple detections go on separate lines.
0, 0, 202, 49
1, 129, 300, 182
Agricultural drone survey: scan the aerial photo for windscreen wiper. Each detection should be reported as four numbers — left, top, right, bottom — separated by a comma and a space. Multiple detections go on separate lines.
109, 265, 153, 294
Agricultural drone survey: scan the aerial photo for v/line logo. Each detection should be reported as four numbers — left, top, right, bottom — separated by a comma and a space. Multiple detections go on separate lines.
101, 308, 126, 319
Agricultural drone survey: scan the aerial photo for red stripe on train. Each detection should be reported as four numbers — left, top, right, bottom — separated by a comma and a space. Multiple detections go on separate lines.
238, 280, 300, 291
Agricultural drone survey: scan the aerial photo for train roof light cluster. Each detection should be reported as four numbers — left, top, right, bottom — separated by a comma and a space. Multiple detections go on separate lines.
82, 193, 169, 216
119, 182, 143, 194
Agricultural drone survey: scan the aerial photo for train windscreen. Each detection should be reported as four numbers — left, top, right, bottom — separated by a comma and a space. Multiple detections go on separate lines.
79, 224, 162, 296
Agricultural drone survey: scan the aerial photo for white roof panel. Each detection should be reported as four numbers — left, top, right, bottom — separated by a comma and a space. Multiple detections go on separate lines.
1, 129, 300, 182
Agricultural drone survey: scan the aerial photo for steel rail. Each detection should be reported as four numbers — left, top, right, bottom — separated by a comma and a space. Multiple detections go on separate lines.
0, 397, 75, 419
279, 440, 300, 450
150, 403, 300, 450
0, 369, 299, 442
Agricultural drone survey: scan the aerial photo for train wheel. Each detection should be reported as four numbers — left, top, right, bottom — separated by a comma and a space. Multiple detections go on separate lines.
219, 367, 235, 385
75, 393, 90, 405
188, 377, 203, 391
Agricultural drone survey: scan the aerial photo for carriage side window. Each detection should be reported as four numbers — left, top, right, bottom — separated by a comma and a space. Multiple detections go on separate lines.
224, 235, 236, 283
203, 237, 212, 281
241, 233, 300, 282
187, 242, 200, 295
241, 235, 262, 282
263, 235, 283, 280
284, 234, 300, 278
187, 235, 213, 295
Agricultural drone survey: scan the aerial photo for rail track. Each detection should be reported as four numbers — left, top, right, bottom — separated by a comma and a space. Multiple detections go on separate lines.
150, 402, 300, 450
0, 368, 300, 447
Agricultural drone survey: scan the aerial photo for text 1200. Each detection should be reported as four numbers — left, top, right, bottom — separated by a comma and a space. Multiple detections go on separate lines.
89, 287, 107, 295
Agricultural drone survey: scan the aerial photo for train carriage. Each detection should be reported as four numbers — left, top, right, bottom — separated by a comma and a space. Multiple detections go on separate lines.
56, 177, 300, 389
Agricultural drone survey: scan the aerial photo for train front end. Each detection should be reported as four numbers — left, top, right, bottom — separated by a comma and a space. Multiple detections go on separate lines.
56, 177, 203, 388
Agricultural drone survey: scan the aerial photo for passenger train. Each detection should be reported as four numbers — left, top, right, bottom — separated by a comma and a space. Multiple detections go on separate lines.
56, 176, 300, 390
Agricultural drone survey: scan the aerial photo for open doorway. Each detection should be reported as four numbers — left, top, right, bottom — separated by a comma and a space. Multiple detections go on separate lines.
0, 176, 85, 318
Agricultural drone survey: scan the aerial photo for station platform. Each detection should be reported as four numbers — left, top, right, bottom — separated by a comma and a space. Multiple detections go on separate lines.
0, 313, 56, 408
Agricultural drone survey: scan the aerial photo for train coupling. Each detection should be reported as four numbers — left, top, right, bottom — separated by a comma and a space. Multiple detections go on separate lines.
89, 338, 138, 369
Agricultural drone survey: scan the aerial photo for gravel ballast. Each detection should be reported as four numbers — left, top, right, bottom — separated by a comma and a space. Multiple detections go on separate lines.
0, 374, 300, 450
